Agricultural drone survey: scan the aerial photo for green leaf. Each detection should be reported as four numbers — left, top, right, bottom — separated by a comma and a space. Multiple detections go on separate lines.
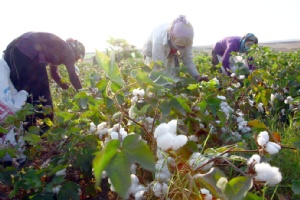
193, 167, 226, 199
93, 139, 120, 187
95, 50, 125, 87
242, 192, 263, 200
106, 152, 131, 199
224, 176, 253, 200
292, 179, 300, 194
30, 193, 54, 200
160, 101, 171, 116
122, 134, 155, 172
23, 132, 41, 144
57, 181, 80, 200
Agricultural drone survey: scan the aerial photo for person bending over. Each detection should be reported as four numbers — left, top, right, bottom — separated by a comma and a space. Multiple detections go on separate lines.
3, 32, 85, 129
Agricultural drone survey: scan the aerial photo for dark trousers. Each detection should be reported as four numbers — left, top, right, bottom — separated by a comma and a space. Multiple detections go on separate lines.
4, 40, 54, 128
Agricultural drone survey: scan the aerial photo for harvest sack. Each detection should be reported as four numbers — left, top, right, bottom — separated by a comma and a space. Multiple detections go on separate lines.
0, 58, 28, 163
0, 58, 28, 121
217, 55, 251, 76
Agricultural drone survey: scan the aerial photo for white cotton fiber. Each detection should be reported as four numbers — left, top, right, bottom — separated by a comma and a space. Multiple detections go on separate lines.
154, 123, 168, 138
167, 120, 177, 135
156, 133, 174, 150
172, 135, 188, 150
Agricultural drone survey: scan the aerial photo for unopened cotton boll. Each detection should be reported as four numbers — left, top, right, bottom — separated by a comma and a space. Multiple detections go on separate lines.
171, 135, 188, 150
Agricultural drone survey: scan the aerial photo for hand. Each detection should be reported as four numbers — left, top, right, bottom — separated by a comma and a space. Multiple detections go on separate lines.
196, 75, 209, 82
59, 83, 69, 90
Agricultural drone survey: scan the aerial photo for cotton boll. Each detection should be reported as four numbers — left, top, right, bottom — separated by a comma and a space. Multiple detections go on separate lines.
153, 182, 168, 197
53, 185, 61, 194
110, 131, 119, 140
131, 174, 140, 185
247, 154, 261, 165
254, 163, 282, 186
217, 95, 226, 100
89, 122, 97, 133
257, 136, 267, 147
134, 190, 146, 200
167, 120, 177, 135
156, 133, 174, 151
265, 142, 281, 154
131, 164, 137, 174
102, 171, 107, 179
171, 135, 188, 150
258, 131, 269, 142
154, 123, 169, 138
156, 149, 166, 160
56, 168, 66, 177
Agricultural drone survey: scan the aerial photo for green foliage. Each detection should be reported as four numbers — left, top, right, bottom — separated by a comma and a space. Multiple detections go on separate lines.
1, 38, 300, 199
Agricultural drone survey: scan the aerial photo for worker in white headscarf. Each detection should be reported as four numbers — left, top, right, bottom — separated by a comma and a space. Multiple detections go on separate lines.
142, 15, 208, 82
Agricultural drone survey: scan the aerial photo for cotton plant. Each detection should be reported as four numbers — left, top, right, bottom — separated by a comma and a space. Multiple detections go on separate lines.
247, 154, 282, 186
188, 152, 214, 171
257, 131, 281, 155
154, 120, 188, 151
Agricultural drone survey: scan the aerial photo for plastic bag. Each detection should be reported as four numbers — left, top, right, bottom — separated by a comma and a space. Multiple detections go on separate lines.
0, 59, 28, 121
0, 58, 28, 163
218, 55, 251, 76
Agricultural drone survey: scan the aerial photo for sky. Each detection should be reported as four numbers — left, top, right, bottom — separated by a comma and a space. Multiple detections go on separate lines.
1, 0, 300, 53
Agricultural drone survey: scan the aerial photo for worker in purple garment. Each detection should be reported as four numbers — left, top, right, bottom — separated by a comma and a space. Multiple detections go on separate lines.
212, 33, 258, 76
3, 32, 85, 129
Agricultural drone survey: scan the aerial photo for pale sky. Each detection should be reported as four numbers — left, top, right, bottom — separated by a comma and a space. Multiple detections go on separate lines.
1, 0, 300, 52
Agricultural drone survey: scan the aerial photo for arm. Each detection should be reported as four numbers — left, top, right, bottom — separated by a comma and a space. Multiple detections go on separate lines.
50, 65, 69, 89
64, 62, 82, 91
222, 44, 235, 75
181, 46, 201, 79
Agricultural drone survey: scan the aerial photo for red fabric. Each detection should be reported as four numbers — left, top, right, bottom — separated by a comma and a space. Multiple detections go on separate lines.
170, 48, 177, 54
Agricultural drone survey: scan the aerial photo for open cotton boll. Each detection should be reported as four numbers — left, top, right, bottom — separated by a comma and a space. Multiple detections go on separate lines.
171, 135, 188, 150
134, 190, 146, 200
258, 131, 269, 142
156, 133, 174, 150
154, 123, 169, 138
254, 163, 282, 186
89, 122, 97, 133
265, 142, 281, 154
153, 182, 168, 197
247, 154, 261, 165
167, 120, 177, 136
257, 136, 267, 146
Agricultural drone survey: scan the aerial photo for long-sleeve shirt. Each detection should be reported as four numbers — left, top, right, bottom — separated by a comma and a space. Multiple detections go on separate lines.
213, 36, 255, 73
142, 24, 200, 78
212, 36, 241, 73
15, 32, 82, 90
